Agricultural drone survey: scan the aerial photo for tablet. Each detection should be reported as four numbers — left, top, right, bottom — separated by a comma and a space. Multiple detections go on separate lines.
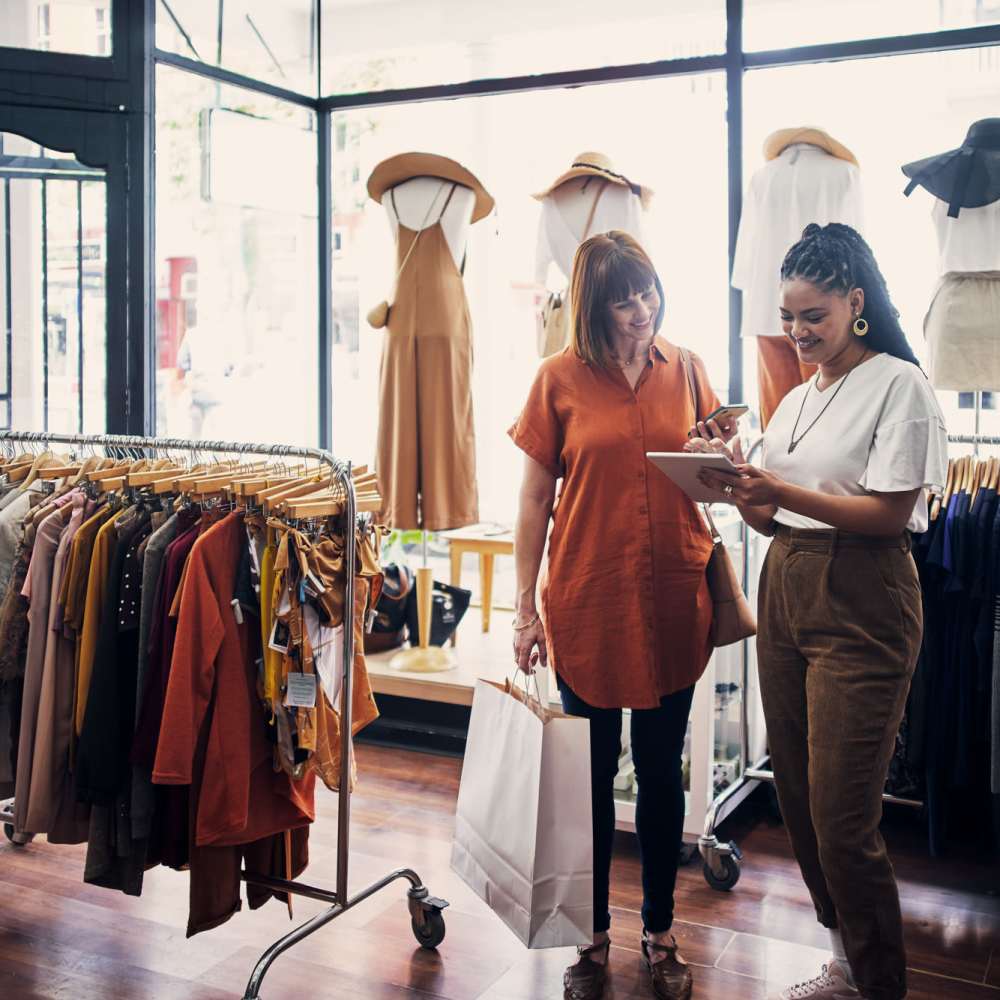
646, 452, 741, 503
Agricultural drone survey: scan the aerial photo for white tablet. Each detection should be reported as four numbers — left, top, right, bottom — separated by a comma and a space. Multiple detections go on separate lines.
646, 452, 741, 503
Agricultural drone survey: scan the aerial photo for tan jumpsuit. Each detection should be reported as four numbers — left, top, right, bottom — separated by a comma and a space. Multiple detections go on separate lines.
376, 185, 478, 531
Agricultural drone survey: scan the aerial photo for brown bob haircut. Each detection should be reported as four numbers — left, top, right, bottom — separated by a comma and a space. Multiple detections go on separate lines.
570, 230, 666, 368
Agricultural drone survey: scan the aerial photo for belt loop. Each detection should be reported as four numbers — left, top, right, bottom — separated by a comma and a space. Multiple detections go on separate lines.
829, 529, 839, 557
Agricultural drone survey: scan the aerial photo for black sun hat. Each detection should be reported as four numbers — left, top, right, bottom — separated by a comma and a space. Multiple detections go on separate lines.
902, 118, 1000, 218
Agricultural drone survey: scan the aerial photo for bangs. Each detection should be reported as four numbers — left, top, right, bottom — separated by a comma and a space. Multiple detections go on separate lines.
601, 251, 657, 305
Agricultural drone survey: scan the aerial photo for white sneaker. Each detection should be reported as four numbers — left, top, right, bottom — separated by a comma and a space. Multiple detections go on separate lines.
768, 960, 860, 1000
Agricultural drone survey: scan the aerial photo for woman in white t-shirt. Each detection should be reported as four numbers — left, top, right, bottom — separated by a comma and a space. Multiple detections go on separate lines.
690, 223, 947, 1000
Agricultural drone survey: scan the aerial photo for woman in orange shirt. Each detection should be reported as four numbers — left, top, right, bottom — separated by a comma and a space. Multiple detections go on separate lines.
509, 232, 735, 1000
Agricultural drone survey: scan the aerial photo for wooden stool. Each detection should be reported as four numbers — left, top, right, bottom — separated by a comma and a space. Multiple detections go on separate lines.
441, 527, 514, 646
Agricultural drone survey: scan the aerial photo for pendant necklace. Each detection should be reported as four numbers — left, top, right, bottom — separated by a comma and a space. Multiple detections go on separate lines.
787, 350, 869, 454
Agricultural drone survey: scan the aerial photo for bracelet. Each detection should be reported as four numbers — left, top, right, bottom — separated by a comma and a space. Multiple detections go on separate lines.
512, 614, 540, 631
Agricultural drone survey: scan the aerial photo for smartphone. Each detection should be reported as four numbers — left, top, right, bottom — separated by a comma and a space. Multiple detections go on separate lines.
703, 404, 749, 425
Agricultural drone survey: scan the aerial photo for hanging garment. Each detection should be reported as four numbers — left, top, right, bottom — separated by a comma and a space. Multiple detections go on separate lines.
376, 185, 478, 530
34, 491, 93, 843
152, 511, 316, 847
756, 335, 817, 430
923, 271, 1000, 391
13, 499, 73, 834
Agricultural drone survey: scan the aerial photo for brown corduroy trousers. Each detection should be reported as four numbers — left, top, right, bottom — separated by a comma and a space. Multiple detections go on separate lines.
758, 525, 922, 1000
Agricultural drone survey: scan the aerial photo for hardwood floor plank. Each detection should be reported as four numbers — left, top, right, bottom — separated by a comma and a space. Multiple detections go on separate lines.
0, 743, 994, 1000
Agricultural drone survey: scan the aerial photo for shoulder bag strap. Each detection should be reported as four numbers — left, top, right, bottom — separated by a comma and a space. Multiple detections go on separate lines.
387, 183, 456, 299
581, 179, 608, 241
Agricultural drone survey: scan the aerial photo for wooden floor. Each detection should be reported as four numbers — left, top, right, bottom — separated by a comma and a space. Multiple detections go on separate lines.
1, 745, 997, 999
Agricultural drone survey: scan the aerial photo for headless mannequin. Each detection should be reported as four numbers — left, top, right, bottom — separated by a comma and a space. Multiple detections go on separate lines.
383, 176, 475, 270
537, 176, 644, 286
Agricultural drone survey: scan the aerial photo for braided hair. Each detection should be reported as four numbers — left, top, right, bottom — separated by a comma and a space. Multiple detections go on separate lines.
780, 222, 920, 366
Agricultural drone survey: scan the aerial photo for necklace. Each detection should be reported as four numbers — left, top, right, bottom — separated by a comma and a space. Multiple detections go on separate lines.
787, 350, 869, 454
610, 336, 654, 369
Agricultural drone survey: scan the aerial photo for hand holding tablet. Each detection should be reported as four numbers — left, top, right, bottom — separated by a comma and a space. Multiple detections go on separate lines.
646, 452, 744, 503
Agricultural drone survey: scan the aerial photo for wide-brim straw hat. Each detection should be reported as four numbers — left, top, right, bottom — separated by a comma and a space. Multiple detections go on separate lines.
532, 151, 653, 210
902, 118, 1000, 218
763, 127, 858, 167
367, 152, 494, 223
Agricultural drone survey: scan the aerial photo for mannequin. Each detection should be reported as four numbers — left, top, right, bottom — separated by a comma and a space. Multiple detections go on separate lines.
733, 127, 864, 428
535, 176, 645, 286
903, 119, 1000, 392
383, 176, 475, 271
366, 152, 494, 674
533, 152, 650, 357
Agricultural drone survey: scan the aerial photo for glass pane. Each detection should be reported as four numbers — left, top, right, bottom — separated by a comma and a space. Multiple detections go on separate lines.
743, 47, 1000, 436
155, 65, 318, 443
331, 72, 728, 528
0, 133, 107, 434
0, 0, 113, 56
157, 0, 317, 95
321, 0, 725, 95
744, 0, 1000, 51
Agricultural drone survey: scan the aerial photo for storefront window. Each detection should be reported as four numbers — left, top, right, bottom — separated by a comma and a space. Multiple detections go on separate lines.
157, 0, 317, 95
154, 65, 318, 443
330, 72, 728, 526
0, 133, 107, 433
321, 0, 725, 95
743, 45, 1000, 435
744, 0, 1000, 51
0, 0, 113, 56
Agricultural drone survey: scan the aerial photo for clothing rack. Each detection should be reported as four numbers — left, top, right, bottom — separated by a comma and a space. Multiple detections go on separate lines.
0, 430, 448, 1000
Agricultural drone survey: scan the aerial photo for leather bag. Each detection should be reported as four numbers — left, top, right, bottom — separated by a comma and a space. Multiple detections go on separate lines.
680, 348, 757, 647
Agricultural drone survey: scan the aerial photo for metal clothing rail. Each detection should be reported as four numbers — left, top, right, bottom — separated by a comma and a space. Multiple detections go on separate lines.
0, 430, 448, 1000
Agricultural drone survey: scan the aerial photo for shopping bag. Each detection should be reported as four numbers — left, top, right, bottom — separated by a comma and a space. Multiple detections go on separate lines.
451, 677, 593, 948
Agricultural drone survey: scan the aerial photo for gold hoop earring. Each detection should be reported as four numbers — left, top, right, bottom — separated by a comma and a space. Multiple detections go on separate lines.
853, 316, 869, 337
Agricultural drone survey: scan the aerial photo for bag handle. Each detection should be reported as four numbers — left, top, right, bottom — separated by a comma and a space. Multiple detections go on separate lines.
388, 182, 457, 300
680, 348, 724, 544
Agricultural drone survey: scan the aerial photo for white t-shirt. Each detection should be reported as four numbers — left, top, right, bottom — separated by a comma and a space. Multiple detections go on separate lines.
732, 144, 865, 338
932, 197, 1000, 274
763, 352, 948, 533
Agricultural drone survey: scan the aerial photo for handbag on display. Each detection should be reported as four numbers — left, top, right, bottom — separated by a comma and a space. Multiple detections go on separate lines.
679, 348, 757, 648
405, 578, 472, 647
363, 563, 415, 653
535, 180, 608, 358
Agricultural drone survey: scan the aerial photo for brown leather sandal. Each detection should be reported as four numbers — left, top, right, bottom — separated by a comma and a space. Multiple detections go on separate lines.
642, 932, 693, 1000
563, 938, 611, 1000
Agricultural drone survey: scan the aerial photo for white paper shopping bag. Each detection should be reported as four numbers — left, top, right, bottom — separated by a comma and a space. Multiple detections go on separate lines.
450, 677, 592, 948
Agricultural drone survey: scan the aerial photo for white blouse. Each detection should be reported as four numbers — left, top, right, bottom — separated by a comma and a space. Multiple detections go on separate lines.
534, 183, 645, 286
763, 352, 948, 533
732, 144, 865, 339
932, 198, 1000, 274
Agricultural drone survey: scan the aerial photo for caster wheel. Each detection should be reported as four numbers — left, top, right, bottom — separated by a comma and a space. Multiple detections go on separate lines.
412, 910, 446, 949
703, 850, 742, 891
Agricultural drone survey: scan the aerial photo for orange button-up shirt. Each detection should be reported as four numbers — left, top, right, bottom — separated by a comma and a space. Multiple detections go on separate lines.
509, 336, 719, 709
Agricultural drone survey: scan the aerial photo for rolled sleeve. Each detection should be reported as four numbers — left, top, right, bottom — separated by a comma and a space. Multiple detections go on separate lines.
508, 364, 565, 480
860, 417, 949, 494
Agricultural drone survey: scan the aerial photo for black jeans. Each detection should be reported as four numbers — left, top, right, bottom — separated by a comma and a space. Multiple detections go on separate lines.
557, 675, 695, 935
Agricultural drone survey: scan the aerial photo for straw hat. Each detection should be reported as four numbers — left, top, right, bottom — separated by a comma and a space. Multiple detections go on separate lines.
763, 127, 858, 166
902, 118, 1000, 218
366, 152, 494, 223
532, 152, 653, 210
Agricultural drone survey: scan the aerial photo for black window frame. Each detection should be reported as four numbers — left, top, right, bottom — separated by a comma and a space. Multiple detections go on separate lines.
0, 1, 998, 441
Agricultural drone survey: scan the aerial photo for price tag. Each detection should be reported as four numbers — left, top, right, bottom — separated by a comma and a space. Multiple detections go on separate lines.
284, 672, 317, 709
